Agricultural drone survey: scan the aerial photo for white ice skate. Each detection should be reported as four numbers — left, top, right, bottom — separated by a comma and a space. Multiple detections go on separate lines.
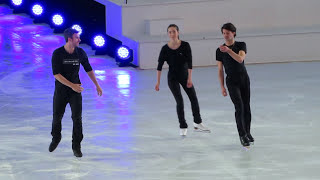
180, 128, 188, 136
193, 123, 211, 133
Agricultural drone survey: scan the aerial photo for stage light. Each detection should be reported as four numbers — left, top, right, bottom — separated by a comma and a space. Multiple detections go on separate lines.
117, 46, 130, 60
115, 46, 134, 67
93, 35, 105, 47
32, 4, 43, 16
12, 0, 22, 6
52, 14, 64, 26
72, 24, 82, 35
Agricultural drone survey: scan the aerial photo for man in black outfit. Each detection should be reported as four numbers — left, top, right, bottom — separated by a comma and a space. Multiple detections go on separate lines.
216, 23, 254, 147
49, 28, 103, 157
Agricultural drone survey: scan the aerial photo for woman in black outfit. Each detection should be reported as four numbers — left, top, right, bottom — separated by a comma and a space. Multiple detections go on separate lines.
155, 24, 210, 136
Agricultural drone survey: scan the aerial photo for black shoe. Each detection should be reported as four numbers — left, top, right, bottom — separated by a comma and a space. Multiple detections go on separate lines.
49, 138, 61, 152
247, 134, 254, 144
73, 148, 83, 157
239, 135, 250, 147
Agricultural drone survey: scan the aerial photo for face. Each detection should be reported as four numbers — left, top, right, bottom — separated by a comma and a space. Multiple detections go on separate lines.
222, 29, 235, 41
68, 33, 81, 47
167, 27, 179, 40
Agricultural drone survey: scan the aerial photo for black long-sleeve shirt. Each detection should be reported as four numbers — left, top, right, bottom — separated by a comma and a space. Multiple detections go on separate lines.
52, 46, 92, 87
216, 41, 247, 77
157, 41, 192, 76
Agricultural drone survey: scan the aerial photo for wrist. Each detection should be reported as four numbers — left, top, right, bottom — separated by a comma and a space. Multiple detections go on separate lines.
68, 83, 74, 88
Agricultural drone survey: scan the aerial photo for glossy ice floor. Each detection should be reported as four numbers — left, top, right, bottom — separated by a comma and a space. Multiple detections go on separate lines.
1, 5, 320, 180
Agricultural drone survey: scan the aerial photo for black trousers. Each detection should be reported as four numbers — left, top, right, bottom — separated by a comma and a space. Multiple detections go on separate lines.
226, 73, 251, 137
51, 85, 83, 148
168, 73, 202, 128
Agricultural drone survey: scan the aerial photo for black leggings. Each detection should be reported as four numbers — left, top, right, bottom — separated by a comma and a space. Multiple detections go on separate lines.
51, 85, 83, 147
226, 73, 251, 137
168, 74, 202, 128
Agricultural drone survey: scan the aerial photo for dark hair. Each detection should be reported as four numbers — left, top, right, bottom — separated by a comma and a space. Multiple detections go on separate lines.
167, 24, 180, 39
221, 23, 237, 37
64, 28, 79, 42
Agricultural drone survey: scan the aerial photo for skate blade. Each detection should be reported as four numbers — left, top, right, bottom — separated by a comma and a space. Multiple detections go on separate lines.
180, 135, 187, 139
242, 146, 250, 150
194, 128, 211, 133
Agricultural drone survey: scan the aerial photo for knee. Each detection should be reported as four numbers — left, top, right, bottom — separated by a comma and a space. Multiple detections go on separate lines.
190, 96, 199, 104
234, 103, 244, 112
174, 96, 184, 104
53, 113, 64, 121
72, 116, 82, 122
176, 102, 184, 108
243, 102, 251, 110
244, 107, 251, 113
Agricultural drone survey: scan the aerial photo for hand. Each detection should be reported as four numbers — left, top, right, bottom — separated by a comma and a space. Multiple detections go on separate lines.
221, 87, 228, 97
187, 79, 193, 88
219, 45, 231, 53
155, 83, 160, 91
71, 84, 84, 93
96, 85, 103, 96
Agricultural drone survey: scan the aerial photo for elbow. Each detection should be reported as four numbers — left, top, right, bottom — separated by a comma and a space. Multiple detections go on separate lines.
238, 56, 245, 63
156, 65, 162, 71
236, 58, 244, 63
53, 74, 60, 79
